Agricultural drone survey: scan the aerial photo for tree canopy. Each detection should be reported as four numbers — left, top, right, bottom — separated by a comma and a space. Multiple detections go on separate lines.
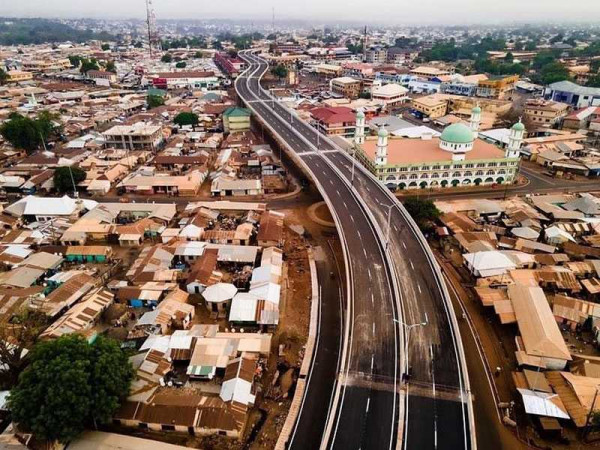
173, 112, 199, 127
79, 58, 99, 75
0, 111, 61, 154
53, 166, 86, 193
0, 309, 48, 389
175, 61, 187, 69
271, 64, 288, 79
161, 53, 173, 63
105, 60, 116, 73
147, 94, 165, 109
101, 43, 110, 51
8, 335, 133, 444
0, 68, 7, 85
402, 197, 441, 231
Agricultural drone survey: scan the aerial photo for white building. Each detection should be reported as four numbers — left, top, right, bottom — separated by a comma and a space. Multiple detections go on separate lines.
353, 106, 523, 190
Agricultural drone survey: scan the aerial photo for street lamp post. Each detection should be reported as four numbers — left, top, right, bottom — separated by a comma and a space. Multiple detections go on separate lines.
351, 146, 356, 185
393, 315, 428, 382
385, 203, 396, 250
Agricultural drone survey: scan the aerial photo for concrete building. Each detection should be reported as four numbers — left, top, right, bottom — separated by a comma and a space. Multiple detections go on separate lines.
330, 77, 362, 99
523, 99, 569, 126
353, 107, 523, 190
411, 95, 448, 119
103, 123, 164, 150
223, 107, 251, 134
476, 75, 519, 99
545, 81, 600, 108
310, 106, 356, 137
365, 46, 387, 64
410, 66, 451, 79
386, 47, 418, 66
150, 71, 219, 90
314, 63, 343, 79
6, 70, 33, 83
371, 83, 409, 109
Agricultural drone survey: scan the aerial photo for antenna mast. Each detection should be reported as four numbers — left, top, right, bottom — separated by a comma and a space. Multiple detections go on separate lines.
362, 25, 368, 62
146, 0, 161, 57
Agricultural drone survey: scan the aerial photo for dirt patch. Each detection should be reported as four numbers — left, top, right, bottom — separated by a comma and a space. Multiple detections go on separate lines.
307, 201, 335, 227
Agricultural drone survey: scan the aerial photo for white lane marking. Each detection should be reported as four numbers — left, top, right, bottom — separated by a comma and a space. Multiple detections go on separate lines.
402, 241, 407, 250
343, 201, 347, 208
417, 283, 422, 294
371, 292, 374, 305
372, 322, 376, 335
329, 180, 334, 186
410, 261, 414, 270
371, 355, 375, 371
365, 397, 371, 413
350, 215, 355, 223
368, 268, 372, 278
336, 189, 340, 196
363, 248, 367, 258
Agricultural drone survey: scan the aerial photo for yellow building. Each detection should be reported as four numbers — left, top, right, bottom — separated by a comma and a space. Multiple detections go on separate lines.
411, 94, 448, 118
330, 77, 362, 99
476, 75, 519, 99
6, 70, 33, 83
223, 107, 251, 134
314, 63, 343, 79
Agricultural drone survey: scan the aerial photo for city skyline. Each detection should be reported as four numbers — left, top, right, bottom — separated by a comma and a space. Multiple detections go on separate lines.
1, 0, 600, 25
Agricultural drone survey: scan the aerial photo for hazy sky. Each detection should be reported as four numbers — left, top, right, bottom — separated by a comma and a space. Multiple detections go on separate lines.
1, 0, 599, 25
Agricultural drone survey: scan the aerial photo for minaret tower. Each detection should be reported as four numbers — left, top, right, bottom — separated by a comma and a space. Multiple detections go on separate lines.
354, 108, 365, 145
470, 104, 481, 138
506, 119, 525, 159
375, 125, 389, 166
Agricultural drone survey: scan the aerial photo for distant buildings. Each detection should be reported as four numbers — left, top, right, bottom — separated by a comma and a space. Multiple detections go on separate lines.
214, 52, 246, 78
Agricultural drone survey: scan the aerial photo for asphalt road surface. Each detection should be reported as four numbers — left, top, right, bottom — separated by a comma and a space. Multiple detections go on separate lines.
238, 51, 474, 450
235, 54, 403, 450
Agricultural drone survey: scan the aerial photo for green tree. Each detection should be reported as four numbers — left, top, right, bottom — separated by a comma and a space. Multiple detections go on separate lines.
53, 166, 86, 193
504, 52, 514, 63
540, 61, 570, 85
0, 111, 61, 154
194, 51, 203, 58
68, 55, 82, 68
8, 335, 133, 444
0, 309, 48, 389
587, 74, 600, 88
271, 64, 288, 80
147, 94, 165, 109
403, 197, 441, 231
0, 68, 7, 85
80, 58, 99, 75
133, 40, 143, 48
101, 43, 110, 51
173, 112, 199, 127
175, 61, 187, 68
105, 60, 116, 73
161, 53, 173, 63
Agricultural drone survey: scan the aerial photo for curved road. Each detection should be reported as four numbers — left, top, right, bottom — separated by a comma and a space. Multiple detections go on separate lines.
236, 53, 403, 450
237, 51, 476, 450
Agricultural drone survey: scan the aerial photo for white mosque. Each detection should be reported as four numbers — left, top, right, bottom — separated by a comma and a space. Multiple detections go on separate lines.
352, 106, 524, 190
